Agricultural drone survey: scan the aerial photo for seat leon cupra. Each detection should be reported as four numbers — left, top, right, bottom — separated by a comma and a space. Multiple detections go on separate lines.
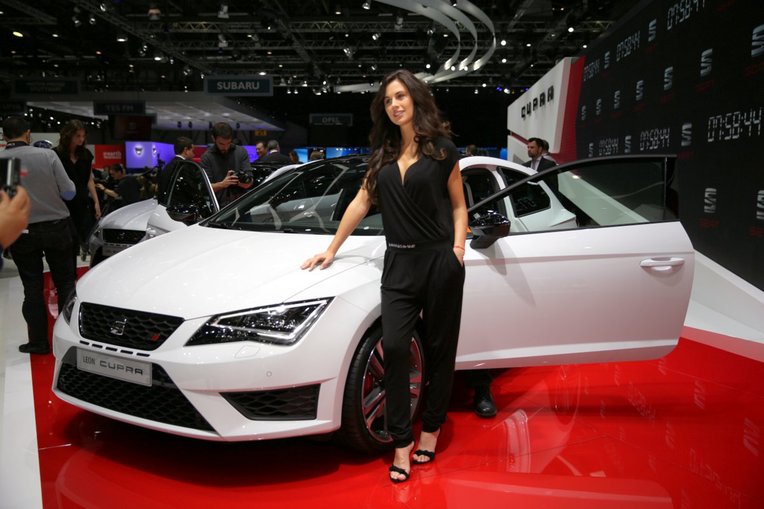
52, 154, 694, 453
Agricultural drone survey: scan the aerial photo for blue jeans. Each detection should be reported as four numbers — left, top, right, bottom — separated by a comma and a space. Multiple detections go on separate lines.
10, 218, 76, 346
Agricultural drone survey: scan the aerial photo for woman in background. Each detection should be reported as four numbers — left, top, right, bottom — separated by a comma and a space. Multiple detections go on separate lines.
54, 120, 101, 261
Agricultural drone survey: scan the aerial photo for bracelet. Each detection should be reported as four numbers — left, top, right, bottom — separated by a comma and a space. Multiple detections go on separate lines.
453, 245, 465, 251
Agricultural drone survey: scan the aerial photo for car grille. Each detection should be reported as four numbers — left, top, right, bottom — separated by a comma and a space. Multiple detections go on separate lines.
56, 348, 214, 432
102, 229, 145, 244
222, 385, 320, 421
79, 303, 183, 351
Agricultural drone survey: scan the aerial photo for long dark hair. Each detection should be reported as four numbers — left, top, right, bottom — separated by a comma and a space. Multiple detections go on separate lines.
364, 69, 451, 203
55, 119, 88, 159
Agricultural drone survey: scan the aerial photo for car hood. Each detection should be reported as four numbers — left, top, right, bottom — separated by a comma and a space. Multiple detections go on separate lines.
77, 225, 385, 319
99, 199, 156, 230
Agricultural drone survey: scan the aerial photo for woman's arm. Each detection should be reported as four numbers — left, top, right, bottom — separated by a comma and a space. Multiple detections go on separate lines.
87, 172, 101, 219
301, 186, 373, 270
447, 162, 468, 265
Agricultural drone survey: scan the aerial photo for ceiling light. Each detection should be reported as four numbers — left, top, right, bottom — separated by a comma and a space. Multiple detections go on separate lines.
335, 4, 342, 15
395, 15, 404, 30
362, 1, 371, 10
500, 39, 507, 46
12, 31, 22, 38
88, 14, 96, 25
218, 34, 228, 48
99, 2, 108, 12
372, 32, 381, 41
218, 2, 229, 19
116, 34, 128, 42
72, 16, 82, 27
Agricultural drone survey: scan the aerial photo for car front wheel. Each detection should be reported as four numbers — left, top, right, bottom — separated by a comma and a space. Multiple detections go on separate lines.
338, 325, 424, 453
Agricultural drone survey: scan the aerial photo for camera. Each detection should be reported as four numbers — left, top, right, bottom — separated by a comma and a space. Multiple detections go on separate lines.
1, 158, 21, 198
235, 169, 253, 185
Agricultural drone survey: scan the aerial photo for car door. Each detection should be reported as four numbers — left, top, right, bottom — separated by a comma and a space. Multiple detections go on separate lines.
456, 155, 693, 369
145, 160, 219, 238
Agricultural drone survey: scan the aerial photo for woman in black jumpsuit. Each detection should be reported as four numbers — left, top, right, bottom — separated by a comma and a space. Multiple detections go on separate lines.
303, 69, 468, 483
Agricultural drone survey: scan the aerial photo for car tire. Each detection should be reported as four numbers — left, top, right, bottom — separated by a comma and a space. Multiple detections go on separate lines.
337, 324, 425, 453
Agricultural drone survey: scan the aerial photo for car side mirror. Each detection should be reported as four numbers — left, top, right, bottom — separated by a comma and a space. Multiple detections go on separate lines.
167, 203, 201, 225
469, 210, 510, 249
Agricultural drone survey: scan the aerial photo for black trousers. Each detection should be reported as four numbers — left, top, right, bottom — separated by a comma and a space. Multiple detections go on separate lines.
381, 242, 465, 448
10, 218, 76, 347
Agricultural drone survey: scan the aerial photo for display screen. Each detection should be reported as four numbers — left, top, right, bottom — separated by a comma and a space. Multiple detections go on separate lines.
125, 141, 174, 170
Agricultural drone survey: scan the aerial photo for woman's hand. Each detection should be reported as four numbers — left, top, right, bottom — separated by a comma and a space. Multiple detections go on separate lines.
453, 246, 464, 266
301, 251, 335, 271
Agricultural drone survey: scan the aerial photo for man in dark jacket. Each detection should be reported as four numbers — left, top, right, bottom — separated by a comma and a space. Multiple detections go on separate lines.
258, 140, 291, 166
200, 122, 251, 205
157, 137, 194, 205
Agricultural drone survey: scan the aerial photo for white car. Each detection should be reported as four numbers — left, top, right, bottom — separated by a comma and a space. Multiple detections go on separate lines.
53, 154, 694, 452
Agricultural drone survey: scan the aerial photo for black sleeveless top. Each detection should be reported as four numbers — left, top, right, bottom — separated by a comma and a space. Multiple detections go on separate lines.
376, 137, 459, 246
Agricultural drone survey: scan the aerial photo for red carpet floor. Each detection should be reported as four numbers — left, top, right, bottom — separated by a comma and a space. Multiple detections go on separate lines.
30, 334, 764, 509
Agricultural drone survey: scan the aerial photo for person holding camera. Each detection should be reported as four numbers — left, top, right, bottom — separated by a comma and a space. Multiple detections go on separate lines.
200, 122, 251, 206
1, 116, 76, 355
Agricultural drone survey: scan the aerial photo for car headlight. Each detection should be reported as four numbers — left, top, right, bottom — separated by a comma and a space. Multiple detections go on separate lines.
186, 298, 332, 347
62, 291, 77, 324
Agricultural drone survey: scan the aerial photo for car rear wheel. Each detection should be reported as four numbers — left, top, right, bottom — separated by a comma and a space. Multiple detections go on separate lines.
337, 325, 424, 453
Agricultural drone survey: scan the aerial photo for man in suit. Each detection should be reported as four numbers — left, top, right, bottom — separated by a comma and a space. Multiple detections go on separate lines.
258, 140, 292, 166
525, 137, 558, 194
157, 137, 194, 205
524, 137, 557, 172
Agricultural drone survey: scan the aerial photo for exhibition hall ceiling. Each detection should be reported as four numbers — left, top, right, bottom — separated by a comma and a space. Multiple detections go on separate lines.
0, 0, 633, 95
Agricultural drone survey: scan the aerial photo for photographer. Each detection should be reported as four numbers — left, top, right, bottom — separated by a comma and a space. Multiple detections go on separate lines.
200, 122, 251, 206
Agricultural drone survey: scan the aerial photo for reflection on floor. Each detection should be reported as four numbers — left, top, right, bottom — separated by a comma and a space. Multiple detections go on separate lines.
2, 269, 764, 508
18, 338, 764, 509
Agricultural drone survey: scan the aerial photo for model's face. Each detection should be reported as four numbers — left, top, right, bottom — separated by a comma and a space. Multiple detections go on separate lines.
256, 143, 266, 157
71, 129, 86, 149
214, 136, 233, 154
527, 141, 542, 159
384, 79, 414, 127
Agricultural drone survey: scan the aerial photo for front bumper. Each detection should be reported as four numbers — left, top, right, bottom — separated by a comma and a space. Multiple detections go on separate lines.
51, 297, 368, 441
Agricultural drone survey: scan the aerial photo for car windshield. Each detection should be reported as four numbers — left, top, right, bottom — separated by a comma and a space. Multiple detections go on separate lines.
203, 157, 382, 235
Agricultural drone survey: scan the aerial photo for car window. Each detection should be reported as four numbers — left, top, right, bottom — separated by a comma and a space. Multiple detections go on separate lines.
499, 167, 551, 217
469, 157, 677, 235
462, 168, 505, 216
553, 159, 677, 226
167, 161, 217, 219
206, 158, 382, 235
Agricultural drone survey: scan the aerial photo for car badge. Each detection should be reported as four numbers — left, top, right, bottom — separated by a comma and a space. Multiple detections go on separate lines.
110, 318, 128, 336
